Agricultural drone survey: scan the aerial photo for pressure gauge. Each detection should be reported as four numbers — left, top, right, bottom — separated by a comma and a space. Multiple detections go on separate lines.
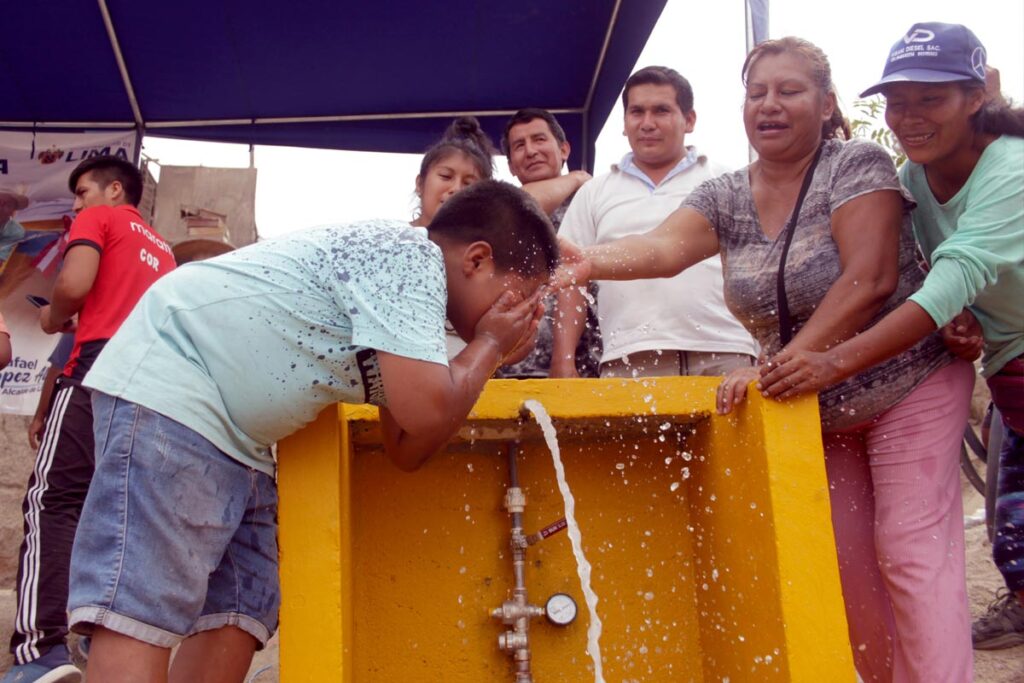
545, 593, 578, 626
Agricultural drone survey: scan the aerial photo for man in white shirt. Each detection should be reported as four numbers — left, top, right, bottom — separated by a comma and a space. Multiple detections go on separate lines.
551, 66, 756, 378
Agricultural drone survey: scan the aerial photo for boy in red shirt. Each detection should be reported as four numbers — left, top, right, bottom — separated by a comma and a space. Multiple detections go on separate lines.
5, 156, 175, 683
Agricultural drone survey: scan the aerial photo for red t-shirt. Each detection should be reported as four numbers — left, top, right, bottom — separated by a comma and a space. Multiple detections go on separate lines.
62, 204, 175, 379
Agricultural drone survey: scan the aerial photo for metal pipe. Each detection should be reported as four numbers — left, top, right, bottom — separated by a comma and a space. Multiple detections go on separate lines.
492, 442, 543, 682
96, 0, 144, 130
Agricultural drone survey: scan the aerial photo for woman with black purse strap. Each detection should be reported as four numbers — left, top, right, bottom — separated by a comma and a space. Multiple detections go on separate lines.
760, 22, 1024, 660
555, 37, 972, 682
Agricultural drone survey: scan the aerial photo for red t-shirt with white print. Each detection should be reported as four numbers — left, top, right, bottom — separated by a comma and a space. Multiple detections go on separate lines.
62, 204, 175, 380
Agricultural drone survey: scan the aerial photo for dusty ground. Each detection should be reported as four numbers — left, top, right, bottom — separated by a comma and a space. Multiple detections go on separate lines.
1, 411, 1021, 681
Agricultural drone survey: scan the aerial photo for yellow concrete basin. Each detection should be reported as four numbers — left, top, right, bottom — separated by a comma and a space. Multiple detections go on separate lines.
277, 377, 855, 682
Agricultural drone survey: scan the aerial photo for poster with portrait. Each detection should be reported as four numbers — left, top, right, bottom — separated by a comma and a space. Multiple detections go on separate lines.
0, 130, 136, 414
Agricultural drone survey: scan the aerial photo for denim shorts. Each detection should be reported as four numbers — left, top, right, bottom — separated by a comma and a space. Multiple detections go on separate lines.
68, 392, 280, 649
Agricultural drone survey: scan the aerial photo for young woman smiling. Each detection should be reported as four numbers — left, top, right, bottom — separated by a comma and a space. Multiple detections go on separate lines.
411, 116, 496, 227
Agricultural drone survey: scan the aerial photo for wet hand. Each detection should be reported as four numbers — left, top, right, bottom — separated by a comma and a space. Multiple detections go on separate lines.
757, 348, 842, 400
716, 366, 761, 415
940, 309, 983, 362
475, 289, 545, 360
501, 297, 546, 365
551, 238, 592, 290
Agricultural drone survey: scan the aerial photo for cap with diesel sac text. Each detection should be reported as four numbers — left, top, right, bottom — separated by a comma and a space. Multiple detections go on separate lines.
860, 22, 987, 97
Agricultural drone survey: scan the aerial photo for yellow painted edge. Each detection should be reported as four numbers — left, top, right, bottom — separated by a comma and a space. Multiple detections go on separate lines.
278, 406, 352, 683
753, 391, 856, 681
343, 377, 721, 423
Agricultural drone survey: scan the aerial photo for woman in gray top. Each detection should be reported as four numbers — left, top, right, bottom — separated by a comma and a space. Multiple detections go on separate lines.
556, 37, 973, 681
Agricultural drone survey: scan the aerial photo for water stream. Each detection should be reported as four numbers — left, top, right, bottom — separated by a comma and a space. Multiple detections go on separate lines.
522, 399, 605, 683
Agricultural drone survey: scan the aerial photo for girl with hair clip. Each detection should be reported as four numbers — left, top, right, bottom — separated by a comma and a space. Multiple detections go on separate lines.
759, 22, 1024, 657
555, 35, 974, 681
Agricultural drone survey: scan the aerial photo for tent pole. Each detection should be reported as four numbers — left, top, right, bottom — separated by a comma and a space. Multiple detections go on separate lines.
582, 0, 623, 114
97, 0, 145, 132
133, 126, 143, 166
744, 0, 770, 163
581, 114, 591, 174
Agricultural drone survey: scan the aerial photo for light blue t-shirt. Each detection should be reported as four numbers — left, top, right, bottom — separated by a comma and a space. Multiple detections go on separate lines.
903, 136, 1024, 377
84, 220, 449, 475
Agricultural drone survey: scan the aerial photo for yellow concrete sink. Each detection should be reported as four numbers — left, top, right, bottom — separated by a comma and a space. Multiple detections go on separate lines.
278, 377, 855, 682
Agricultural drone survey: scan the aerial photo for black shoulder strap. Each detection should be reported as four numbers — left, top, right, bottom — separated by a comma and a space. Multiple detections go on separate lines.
777, 144, 825, 346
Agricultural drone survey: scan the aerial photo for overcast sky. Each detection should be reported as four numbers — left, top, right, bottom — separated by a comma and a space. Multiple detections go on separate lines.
140, 0, 1024, 239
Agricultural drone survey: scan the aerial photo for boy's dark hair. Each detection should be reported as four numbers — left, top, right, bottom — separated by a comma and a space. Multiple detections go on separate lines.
622, 66, 694, 114
419, 116, 496, 182
68, 155, 144, 206
500, 108, 568, 155
427, 180, 558, 277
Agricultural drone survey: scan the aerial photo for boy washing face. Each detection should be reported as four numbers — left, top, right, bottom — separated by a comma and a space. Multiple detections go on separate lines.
67, 180, 555, 682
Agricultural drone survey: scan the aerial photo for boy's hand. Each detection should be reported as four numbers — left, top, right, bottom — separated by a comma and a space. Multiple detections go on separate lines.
551, 238, 591, 290
499, 296, 546, 365
940, 309, 984, 362
475, 289, 545, 360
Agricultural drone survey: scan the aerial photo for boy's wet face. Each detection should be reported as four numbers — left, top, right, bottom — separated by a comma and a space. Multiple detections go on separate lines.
441, 240, 547, 341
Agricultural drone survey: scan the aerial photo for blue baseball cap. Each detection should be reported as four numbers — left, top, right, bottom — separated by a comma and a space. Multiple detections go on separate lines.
860, 22, 987, 97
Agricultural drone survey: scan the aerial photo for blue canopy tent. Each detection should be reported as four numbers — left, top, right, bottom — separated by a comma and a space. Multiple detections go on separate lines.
0, 0, 672, 171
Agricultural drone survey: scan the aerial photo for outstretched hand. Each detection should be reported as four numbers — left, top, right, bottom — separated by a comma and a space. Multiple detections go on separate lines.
757, 348, 844, 400
551, 238, 592, 291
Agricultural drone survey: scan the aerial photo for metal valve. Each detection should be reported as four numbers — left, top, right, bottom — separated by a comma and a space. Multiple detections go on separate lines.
491, 600, 545, 625
504, 486, 526, 514
498, 630, 529, 653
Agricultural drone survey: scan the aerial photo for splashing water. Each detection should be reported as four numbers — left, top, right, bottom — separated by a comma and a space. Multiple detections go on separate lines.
523, 399, 605, 683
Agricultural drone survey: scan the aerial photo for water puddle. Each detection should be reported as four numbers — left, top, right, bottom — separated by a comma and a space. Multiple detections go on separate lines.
523, 399, 605, 683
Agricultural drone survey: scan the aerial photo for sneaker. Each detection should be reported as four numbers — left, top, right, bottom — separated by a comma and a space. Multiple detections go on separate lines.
972, 588, 1024, 650
0, 644, 81, 683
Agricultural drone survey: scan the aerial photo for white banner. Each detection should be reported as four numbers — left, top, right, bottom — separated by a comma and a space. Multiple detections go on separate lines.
0, 269, 60, 415
0, 130, 135, 414
0, 130, 136, 222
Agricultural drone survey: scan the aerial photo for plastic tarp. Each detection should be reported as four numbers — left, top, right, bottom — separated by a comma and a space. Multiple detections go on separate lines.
0, 1, 668, 170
